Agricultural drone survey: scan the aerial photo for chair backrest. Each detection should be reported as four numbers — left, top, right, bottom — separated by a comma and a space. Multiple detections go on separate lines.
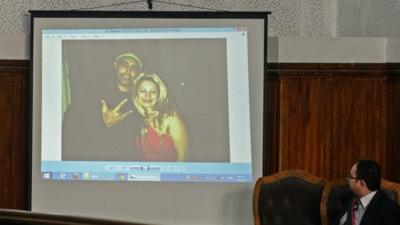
253, 170, 326, 225
381, 179, 400, 204
320, 179, 352, 225
321, 178, 400, 225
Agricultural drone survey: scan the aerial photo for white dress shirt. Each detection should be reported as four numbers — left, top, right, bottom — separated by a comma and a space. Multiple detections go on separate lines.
339, 191, 377, 225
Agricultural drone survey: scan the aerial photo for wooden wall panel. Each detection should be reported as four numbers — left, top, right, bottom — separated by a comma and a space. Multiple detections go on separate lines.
279, 78, 325, 175
0, 60, 29, 209
266, 64, 398, 181
387, 64, 400, 182
323, 78, 388, 179
264, 76, 280, 174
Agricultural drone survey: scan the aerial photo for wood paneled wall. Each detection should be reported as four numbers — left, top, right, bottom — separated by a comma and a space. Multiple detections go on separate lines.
265, 63, 400, 181
0, 60, 29, 209
387, 64, 400, 181
1, 60, 400, 210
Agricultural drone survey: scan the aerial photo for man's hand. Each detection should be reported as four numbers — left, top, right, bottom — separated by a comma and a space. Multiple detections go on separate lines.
101, 98, 132, 128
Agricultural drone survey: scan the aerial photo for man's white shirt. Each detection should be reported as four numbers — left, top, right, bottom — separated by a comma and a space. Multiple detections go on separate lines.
339, 191, 377, 225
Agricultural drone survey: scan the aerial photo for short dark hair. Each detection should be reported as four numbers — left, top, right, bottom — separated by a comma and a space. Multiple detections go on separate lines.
356, 160, 381, 191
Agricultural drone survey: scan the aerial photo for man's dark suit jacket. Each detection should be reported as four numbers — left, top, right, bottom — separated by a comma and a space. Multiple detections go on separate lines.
342, 190, 400, 225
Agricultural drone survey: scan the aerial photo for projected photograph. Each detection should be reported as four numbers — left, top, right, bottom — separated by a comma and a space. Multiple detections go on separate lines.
61, 39, 230, 163
39, 27, 253, 182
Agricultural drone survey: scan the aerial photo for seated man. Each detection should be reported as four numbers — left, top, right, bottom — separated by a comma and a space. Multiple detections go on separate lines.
339, 160, 400, 225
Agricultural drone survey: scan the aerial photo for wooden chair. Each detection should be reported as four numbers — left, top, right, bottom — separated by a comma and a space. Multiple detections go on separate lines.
320, 179, 351, 225
381, 179, 400, 204
321, 178, 400, 225
253, 169, 326, 225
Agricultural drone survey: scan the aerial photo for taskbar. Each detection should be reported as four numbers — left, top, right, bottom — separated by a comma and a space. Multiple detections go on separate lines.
41, 172, 251, 183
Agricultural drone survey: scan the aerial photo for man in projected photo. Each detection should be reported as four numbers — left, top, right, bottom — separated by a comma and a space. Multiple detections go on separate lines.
62, 51, 145, 161
101, 53, 143, 128
132, 73, 188, 161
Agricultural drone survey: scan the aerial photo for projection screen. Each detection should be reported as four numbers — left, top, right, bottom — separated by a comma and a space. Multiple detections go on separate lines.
30, 10, 268, 225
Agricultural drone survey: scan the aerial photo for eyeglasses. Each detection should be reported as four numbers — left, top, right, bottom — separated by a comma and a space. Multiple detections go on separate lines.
347, 175, 360, 180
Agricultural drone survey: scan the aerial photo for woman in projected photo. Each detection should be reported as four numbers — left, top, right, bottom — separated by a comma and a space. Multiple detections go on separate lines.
132, 73, 188, 162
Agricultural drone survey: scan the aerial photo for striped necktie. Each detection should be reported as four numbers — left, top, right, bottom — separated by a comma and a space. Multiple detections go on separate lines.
351, 199, 361, 225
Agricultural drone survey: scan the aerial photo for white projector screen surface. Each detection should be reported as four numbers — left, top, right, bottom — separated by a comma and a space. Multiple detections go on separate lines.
31, 11, 267, 225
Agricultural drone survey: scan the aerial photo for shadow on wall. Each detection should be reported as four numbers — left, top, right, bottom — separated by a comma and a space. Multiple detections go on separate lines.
222, 186, 253, 225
